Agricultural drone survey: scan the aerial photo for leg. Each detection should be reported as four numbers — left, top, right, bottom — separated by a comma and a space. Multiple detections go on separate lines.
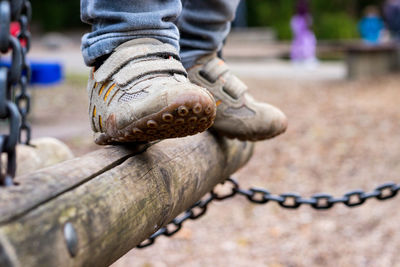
81, 0, 216, 145
177, 0, 240, 69
81, 0, 182, 66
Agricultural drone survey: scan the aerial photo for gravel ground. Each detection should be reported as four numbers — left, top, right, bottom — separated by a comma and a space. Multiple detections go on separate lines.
31, 72, 400, 267
113, 75, 400, 267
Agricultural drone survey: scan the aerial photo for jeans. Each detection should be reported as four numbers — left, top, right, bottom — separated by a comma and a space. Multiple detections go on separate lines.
81, 0, 240, 68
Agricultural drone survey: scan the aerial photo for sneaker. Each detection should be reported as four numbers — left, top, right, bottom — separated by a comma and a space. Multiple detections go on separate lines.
87, 39, 216, 145
187, 54, 287, 141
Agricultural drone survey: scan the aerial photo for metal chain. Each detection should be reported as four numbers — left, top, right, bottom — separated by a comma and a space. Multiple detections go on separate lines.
137, 177, 400, 248
15, 0, 31, 145
137, 193, 215, 248
0, 0, 31, 186
233, 179, 400, 209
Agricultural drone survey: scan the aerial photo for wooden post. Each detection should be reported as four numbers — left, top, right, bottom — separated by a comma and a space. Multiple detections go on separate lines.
0, 131, 254, 267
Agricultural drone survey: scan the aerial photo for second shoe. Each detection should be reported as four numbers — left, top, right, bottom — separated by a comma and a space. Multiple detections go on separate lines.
188, 54, 287, 141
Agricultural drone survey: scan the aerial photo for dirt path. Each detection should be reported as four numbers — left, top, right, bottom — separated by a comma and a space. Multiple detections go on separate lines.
109, 75, 400, 267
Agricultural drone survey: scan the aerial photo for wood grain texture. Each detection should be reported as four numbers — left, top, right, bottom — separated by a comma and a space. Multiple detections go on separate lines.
0, 132, 253, 267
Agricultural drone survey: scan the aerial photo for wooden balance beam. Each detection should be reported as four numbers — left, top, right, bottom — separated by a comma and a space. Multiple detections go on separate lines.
0, 131, 254, 267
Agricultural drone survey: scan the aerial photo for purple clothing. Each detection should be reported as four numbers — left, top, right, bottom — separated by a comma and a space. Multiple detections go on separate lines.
290, 15, 317, 61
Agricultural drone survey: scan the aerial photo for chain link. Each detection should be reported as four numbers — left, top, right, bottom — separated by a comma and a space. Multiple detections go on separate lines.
137, 178, 400, 248
235, 180, 399, 209
0, 0, 31, 186
137, 194, 216, 248
15, 0, 31, 145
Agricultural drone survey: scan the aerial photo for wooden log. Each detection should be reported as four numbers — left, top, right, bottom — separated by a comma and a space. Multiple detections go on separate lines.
0, 131, 254, 267
15, 137, 74, 176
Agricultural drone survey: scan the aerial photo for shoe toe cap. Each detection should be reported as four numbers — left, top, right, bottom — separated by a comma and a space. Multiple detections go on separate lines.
256, 103, 288, 139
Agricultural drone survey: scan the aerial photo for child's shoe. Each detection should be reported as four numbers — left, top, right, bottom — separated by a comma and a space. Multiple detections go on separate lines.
87, 39, 216, 145
188, 54, 287, 141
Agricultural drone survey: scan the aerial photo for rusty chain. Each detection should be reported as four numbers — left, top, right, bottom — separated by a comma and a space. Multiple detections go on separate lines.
137, 177, 400, 248
0, 0, 31, 186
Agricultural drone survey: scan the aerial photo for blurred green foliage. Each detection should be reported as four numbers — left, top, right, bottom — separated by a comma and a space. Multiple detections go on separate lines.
247, 0, 384, 40
30, 0, 385, 40
31, 0, 82, 31
314, 12, 358, 40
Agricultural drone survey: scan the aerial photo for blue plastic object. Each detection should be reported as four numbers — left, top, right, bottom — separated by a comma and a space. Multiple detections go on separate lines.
30, 61, 63, 85
0, 59, 63, 85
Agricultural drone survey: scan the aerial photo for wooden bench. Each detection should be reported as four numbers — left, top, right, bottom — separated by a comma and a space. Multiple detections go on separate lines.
346, 43, 400, 79
0, 132, 253, 267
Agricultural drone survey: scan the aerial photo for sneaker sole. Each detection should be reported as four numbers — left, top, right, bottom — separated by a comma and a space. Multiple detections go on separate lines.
219, 130, 285, 142
212, 119, 287, 142
94, 95, 216, 145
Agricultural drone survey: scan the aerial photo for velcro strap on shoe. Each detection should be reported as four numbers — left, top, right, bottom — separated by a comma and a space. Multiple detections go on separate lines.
201, 57, 230, 83
221, 73, 248, 99
113, 58, 187, 87
94, 43, 180, 82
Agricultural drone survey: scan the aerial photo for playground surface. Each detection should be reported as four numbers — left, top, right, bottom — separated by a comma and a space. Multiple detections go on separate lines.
25, 35, 400, 266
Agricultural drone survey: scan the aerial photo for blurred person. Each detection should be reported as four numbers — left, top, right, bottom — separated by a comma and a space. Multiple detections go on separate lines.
290, 0, 318, 68
80, 0, 287, 145
384, 0, 400, 42
359, 5, 385, 45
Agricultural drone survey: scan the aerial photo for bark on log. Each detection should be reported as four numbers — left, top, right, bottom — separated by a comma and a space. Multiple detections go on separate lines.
0, 131, 254, 267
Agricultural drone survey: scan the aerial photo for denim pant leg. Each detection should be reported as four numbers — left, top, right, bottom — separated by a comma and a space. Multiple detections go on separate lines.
81, 0, 182, 66
177, 0, 241, 69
